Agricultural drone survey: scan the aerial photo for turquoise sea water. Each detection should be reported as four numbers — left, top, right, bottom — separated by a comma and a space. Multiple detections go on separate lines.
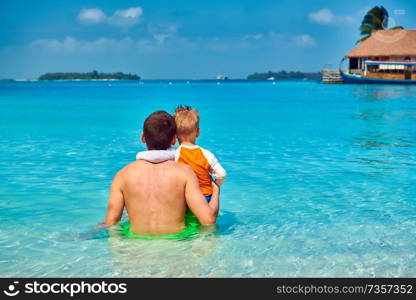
0, 80, 415, 277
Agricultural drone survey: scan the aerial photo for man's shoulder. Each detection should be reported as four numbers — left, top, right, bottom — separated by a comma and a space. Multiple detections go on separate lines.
118, 159, 192, 172
174, 161, 193, 172
175, 164, 199, 183
115, 160, 146, 177
120, 160, 142, 171
159, 160, 193, 174
156, 160, 194, 177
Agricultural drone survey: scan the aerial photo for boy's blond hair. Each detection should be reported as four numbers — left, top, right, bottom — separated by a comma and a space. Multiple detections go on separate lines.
174, 105, 200, 141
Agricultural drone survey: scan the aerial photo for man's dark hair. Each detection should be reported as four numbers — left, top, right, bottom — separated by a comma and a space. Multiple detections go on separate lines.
143, 111, 176, 150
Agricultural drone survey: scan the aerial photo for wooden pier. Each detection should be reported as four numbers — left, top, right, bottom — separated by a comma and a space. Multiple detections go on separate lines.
322, 69, 344, 84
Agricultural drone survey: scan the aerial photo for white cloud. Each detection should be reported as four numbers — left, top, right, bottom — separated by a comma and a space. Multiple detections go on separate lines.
29, 35, 245, 55
148, 24, 179, 35
268, 31, 284, 39
243, 34, 263, 41
29, 35, 187, 55
77, 7, 143, 27
29, 30, 316, 55
108, 7, 143, 27
153, 34, 170, 44
30, 36, 136, 53
78, 8, 106, 24
31, 37, 77, 52
308, 8, 355, 25
292, 34, 316, 47
309, 8, 334, 24
148, 24, 179, 45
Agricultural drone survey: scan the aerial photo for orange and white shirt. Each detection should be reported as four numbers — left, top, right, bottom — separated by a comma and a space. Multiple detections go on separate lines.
175, 145, 226, 196
136, 145, 226, 195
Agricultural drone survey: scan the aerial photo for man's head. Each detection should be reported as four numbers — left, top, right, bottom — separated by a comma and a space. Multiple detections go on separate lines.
174, 105, 200, 143
142, 111, 176, 150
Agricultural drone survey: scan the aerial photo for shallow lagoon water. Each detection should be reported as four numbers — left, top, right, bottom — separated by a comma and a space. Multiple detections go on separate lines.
0, 81, 415, 277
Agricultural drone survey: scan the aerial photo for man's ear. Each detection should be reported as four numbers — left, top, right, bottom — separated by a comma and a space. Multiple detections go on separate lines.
141, 132, 146, 144
171, 135, 177, 146
196, 128, 200, 138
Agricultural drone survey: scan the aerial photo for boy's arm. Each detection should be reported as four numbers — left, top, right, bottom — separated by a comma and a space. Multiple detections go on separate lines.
103, 171, 125, 227
184, 166, 219, 225
202, 149, 227, 185
136, 147, 176, 163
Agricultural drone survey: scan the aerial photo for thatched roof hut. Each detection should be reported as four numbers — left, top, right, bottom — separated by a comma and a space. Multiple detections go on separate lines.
346, 30, 416, 58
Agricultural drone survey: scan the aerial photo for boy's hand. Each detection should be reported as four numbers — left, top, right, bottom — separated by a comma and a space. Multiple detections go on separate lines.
214, 178, 224, 185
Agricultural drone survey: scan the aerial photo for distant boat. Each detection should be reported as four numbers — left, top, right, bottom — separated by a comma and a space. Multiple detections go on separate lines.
216, 75, 228, 80
266, 76, 275, 80
340, 30, 416, 84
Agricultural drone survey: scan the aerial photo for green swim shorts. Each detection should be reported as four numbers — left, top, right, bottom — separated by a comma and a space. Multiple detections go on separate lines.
120, 211, 200, 240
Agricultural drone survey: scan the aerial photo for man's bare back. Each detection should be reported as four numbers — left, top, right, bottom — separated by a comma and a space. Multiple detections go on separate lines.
120, 160, 190, 235
104, 160, 219, 236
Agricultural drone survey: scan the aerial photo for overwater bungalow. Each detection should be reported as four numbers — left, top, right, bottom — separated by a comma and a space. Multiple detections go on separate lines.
340, 30, 416, 84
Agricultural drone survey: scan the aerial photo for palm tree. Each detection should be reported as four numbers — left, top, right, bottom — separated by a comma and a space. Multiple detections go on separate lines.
357, 6, 404, 43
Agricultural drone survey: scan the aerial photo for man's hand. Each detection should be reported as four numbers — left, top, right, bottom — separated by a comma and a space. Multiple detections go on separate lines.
94, 222, 110, 231
209, 181, 220, 212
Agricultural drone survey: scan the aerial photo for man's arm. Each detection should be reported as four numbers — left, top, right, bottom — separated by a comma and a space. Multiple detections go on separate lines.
184, 166, 220, 225
103, 171, 125, 227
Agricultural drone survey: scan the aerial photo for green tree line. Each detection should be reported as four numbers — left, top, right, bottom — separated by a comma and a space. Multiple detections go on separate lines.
247, 70, 321, 80
38, 70, 140, 80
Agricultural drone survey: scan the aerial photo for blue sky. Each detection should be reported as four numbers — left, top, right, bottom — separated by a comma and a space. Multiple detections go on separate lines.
0, 0, 414, 79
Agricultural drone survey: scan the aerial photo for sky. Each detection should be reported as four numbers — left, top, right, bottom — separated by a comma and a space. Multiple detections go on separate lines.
0, 0, 414, 79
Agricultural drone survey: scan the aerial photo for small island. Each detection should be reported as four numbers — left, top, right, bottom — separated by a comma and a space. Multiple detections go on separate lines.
38, 70, 140, 81
247, 70, 321, 80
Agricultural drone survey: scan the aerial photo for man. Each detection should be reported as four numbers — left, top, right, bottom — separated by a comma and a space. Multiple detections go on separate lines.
103, 110, 220, 236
